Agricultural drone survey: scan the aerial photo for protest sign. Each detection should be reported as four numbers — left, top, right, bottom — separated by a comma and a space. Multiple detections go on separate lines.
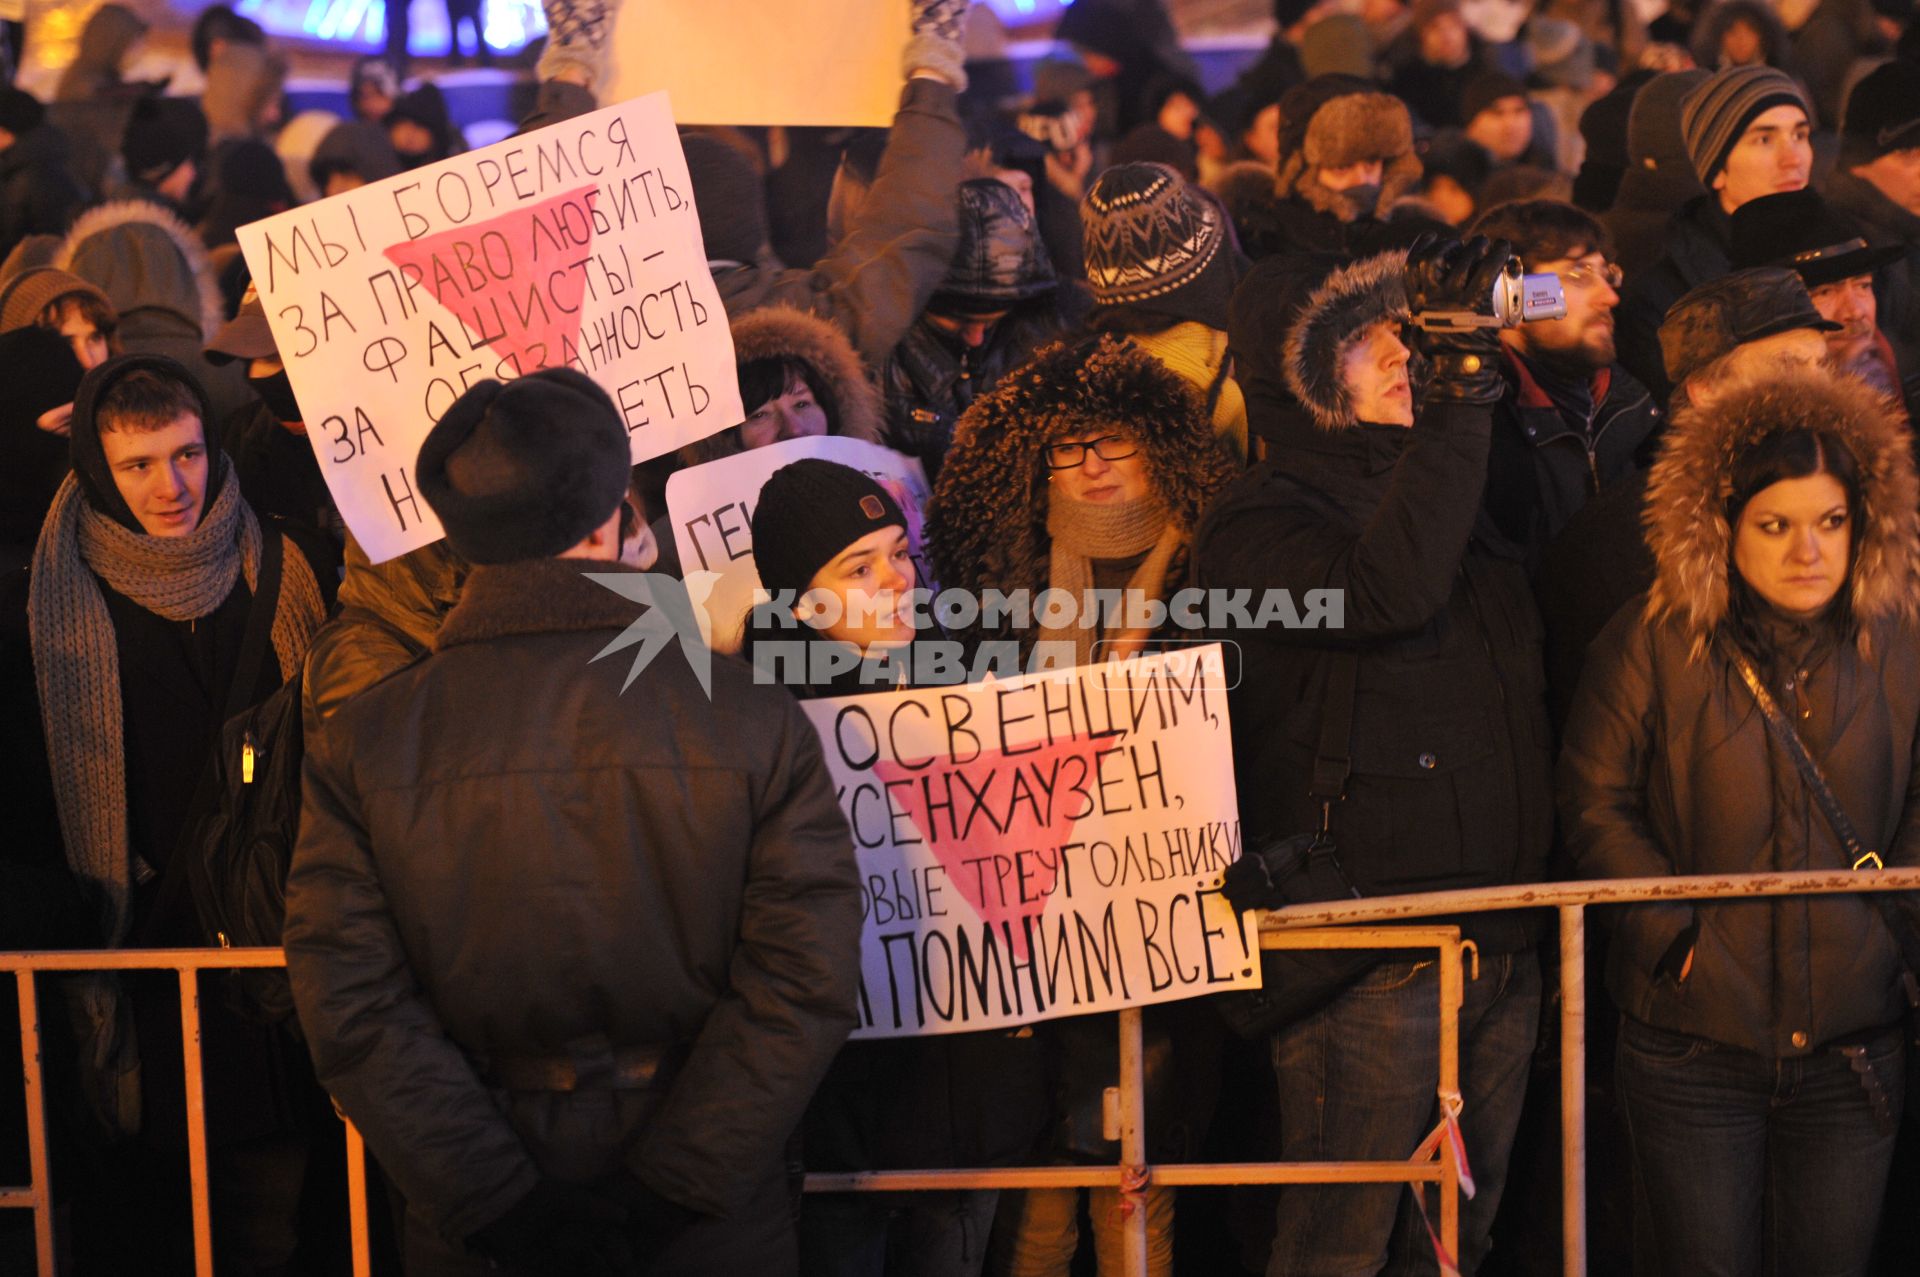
607, 0, 910, 128
801, 646, 1260, 1039
666, 435, 932, 652
236, 92, 742, 563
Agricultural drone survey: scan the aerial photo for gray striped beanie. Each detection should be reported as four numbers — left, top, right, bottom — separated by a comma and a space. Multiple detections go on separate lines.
1680, 65, 1810, 184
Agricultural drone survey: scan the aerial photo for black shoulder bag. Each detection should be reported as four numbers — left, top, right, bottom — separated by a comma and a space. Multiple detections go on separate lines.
1214, 653, 1390, 1039
1728, 645, 1920, 1107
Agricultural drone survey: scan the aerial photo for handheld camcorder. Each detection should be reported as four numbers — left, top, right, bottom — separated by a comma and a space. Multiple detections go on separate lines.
1410, 256, 1567, 332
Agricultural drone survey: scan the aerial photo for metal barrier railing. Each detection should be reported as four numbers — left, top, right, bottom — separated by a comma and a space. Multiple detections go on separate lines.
2, 927, 1467, 1277
14, 868, 1909, 1277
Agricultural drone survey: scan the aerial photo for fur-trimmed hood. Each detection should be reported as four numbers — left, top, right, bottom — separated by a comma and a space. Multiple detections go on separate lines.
1644, 369, 1920, 659
681, 305, 884, 465
927, 334, 1238, 645
1276, 92, 1422, 224
1283, 250, 1410, 430
57, 200, 225, 340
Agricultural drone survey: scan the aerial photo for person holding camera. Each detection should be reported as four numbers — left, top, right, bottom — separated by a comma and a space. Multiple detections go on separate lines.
1557, 360, 1920, 1277
1198, 238, 1553, 1276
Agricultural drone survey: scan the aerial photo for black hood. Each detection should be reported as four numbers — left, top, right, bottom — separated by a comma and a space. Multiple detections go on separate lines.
69, 352, 222, 531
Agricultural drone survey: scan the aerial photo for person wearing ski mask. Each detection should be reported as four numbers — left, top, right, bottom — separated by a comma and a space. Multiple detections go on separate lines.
205, 279, 344, 569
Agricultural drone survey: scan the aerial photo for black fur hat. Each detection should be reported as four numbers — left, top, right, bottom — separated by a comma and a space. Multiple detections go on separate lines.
416, 369, 630, 564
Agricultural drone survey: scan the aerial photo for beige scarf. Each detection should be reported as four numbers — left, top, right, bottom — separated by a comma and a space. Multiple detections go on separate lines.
28, 469, 326, 945
1043, 494, 1185, 666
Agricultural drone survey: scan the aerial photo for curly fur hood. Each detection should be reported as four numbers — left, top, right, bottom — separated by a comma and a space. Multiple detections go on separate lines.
1276, 93, 1422, 223
1283, 250, 1410, 430
927, 335, 1238, 647
681, 304, 883, 465
57, 200, 225, 340
1644, 368, 1920, 659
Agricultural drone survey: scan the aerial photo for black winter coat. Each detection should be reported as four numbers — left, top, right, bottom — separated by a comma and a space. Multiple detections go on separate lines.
881, 307, 1066, 480
1615, 193, 1732, 404
1486, 354, 1660, 570
1196, 403, 1554, 955
284, 559, 863, 1239
0, 124, 86, 262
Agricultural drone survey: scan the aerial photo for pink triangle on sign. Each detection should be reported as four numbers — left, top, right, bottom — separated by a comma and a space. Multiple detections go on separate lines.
382, 184, 601, 380
874, 733, 1122, 960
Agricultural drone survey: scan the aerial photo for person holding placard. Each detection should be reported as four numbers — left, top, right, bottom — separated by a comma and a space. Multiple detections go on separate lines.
928, 334, 1238, 1277
285, 369, 862, 1277
740, 458, 1048, 1276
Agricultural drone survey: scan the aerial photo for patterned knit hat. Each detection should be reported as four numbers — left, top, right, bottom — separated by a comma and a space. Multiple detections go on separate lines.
1081, 162, 1235, 326
1680, 65, 1810, 184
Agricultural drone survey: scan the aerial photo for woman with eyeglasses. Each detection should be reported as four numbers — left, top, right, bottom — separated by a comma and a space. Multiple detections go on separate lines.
926, 334, 1237, 1277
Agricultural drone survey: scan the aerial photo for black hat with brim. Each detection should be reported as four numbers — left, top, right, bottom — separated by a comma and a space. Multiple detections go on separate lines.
1729, 189, 1906, 289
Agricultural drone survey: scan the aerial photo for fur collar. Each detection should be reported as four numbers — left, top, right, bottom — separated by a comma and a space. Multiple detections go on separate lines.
681, 304, 883, 465
57, 200, 225, 340
1283, 250, 1410, 430
1644, 369, 1920, 661
434, 558, 640, 651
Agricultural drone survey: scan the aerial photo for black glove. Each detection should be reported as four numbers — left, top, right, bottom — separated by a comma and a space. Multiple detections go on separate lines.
600, 1172, 702, 1263
468, 1179, 639, 1277
1402, 235, 1512, 406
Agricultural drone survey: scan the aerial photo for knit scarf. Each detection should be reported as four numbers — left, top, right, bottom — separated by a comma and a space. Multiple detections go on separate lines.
1042, 494, 1184, 667
28, 467, 326, 945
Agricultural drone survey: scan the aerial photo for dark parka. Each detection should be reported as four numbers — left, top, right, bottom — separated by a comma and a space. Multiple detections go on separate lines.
284, 558, 862, 1240
1615, 193, 1733, 404
1197, 251, 1553, 954
299, 533, 467, 731
0, 122, 88, 264
1486, 351, 1660, 568
710, 79, 966, 371
1559, 370, 1920, 1057
1824, 165, 1920, 393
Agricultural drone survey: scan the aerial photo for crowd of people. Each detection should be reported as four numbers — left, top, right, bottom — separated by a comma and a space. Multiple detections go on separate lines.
5, 0, 1920, 1273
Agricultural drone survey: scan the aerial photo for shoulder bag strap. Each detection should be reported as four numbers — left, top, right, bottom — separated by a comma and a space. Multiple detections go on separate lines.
226, 528, 285, 720
1725, 643, 1920, 976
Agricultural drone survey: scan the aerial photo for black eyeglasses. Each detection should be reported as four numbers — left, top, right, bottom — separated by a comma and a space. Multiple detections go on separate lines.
1045, 435, 1139, 470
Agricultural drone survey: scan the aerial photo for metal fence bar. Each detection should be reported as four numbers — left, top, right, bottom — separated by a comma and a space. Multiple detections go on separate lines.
179, 969, 214, 1277
13, 969, 53, 1276
1117, 1006, 1148, 1277
1438, 938, 1463, 1262
1559, 905, 1587, 1277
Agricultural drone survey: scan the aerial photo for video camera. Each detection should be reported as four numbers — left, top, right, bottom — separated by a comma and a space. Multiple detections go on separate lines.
1410, 255, 1567, 332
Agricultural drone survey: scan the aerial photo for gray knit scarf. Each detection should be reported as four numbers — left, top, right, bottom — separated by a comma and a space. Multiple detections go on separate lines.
1042, 493, 1184, 666
28, 468, 326, 945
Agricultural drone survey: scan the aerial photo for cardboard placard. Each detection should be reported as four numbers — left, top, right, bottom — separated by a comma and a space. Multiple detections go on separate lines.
666, 435, 933, 652
236, 92, 743, 563
606, 0, 910, 127
801, 645, 1260, 1039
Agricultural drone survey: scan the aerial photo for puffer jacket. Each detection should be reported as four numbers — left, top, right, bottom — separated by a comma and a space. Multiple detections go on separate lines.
712, 78, 965, 370
284, 558, 862, 1238
1197, 252, 1554, 954
1560, 370, 1920, 1057
1615, 193, 1733, 404
57, 201, 253, 425
300, 534, 467, 731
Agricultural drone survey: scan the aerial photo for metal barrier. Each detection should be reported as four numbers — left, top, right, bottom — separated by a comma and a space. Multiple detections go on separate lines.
8, 867, 1913, 1277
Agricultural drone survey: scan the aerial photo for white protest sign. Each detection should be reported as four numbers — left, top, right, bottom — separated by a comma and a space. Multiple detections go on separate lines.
666, 435, 932, 652
236, 92, 743, 564
801, 645, 1260, 1039
607, 0, 911, 127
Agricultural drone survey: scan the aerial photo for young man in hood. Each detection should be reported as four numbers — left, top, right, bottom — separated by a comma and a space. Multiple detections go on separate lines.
284, 369, 862, 1277
1615, 64, 1814, 404
4, 352, 330, 1273
1468, 199, 1661, 566
1199, 239, 1552, 1276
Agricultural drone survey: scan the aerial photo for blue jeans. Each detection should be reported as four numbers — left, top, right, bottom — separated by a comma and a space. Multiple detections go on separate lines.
1615, 1016, 1903, 1277
1266, 949, 1540, 1277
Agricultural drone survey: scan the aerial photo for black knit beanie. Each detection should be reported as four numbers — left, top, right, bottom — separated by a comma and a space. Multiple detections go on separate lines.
69, 353, 222, 531
122, 97, 210, 185
416, 368, 631, 564
750, 459, 906, 602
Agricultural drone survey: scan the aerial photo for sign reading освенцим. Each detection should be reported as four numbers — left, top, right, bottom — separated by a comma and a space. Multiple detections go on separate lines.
802, 645, 1260, 1039
236, 92, 742, 563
